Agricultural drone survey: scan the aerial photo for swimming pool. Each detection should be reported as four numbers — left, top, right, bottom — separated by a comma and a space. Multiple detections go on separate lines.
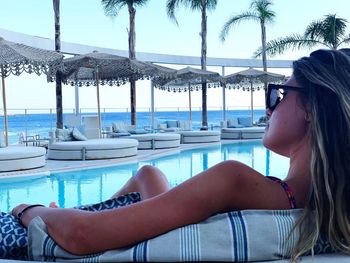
0, 141, 289, 212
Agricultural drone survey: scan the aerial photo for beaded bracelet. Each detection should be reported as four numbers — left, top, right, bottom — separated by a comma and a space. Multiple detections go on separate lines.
16, 204, 45, 226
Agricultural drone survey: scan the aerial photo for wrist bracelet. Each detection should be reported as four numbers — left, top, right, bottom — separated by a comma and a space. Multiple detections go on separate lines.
16, 204, 45, 226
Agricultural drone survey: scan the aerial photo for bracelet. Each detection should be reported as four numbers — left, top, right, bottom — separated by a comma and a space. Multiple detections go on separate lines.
16, 204, 45, 226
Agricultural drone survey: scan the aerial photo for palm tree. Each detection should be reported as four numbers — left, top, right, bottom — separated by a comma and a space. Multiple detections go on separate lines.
255, 14, 350, 57
220, 0, 275, 73
166, 0, 218, 129
101, 0, 149, 126
53, 0, 63, 129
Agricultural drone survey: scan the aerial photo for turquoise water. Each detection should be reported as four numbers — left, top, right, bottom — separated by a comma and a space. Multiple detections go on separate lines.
0, 141, 289, 212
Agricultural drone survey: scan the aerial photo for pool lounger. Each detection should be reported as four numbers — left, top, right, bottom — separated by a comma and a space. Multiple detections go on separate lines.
0, 146, 46, 172
179, 131, 221, 144
221, 127, 266, 140
130, 133, 180, 150
47, 138, 138, 160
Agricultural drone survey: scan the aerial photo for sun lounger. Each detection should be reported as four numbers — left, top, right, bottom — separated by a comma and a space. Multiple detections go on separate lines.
221, 127, 266, 139
48, 138, 138, 160
179, 130, 221, 143
0, 146, 46, 172
28, 209, 346, 262
130, 133, 180, 149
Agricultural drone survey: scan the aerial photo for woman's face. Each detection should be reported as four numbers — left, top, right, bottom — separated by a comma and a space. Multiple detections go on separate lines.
263, 75, 310, 157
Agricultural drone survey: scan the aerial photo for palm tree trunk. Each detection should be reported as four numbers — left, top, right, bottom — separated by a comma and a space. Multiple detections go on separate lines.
201, 0, 208, 129
53, 0, 63, 129
128, 4, 137, 126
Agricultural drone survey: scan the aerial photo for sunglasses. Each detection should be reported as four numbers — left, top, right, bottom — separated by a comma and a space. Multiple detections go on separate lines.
266, 84, 308, 111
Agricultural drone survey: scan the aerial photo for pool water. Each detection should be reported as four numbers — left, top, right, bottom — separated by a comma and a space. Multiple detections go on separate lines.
0, 141, 289, 212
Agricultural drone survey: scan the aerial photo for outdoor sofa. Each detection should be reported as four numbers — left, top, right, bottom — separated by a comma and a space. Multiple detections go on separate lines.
179, 130, 221, 144
129, 133, 181, 150
47, 128, 138, 160
0, 146, 46, 172
221, 117, 265, 139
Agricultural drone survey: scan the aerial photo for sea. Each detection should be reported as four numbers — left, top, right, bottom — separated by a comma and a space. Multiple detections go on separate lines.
1, 109, 266, 145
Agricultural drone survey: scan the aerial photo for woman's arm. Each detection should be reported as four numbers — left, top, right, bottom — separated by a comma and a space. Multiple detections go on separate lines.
12, 160, 291, 255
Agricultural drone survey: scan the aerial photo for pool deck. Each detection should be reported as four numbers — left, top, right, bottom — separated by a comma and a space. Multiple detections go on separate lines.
0, 140, 244, 180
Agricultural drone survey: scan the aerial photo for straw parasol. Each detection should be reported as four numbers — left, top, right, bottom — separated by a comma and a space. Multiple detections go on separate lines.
155, 66, 222, 126
59, 52, 175, 136
223, 68, 285, 125
0, 36, 63, 146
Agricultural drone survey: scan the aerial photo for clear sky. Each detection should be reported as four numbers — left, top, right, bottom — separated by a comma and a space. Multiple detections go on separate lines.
1, 0, 350, 114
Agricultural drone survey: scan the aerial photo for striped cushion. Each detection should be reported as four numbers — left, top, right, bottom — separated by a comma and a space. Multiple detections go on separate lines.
27, 209, 335, 262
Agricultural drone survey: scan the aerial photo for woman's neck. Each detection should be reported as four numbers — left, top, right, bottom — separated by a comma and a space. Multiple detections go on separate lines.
285, 137, 312, 207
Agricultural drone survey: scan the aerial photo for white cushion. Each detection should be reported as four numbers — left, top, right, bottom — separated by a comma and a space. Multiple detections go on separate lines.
72, 128, 88, 141
55, 128, 74, 141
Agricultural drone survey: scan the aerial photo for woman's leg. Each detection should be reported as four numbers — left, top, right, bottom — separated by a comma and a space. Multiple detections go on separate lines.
111, 165, 170, 200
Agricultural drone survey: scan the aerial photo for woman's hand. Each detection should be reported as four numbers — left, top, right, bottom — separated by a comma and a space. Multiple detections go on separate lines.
11, 203, 30, 218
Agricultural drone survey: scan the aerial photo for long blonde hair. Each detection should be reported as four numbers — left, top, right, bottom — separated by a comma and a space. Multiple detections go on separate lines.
291, 49, 350, 261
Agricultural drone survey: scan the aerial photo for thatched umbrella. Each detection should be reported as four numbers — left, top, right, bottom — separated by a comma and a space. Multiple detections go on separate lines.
155, 66, 222, 127
0, 37, 63, 146
224, 68, 285, 125
59, 52, 175, 136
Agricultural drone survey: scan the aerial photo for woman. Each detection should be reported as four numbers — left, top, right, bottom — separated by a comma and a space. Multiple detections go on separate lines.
12, 49, 350, 261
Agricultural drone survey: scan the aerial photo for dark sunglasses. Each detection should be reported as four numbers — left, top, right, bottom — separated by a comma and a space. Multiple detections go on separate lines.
266, 84, 308, 111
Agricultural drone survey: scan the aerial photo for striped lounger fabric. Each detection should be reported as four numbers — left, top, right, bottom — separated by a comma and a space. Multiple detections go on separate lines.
27, 209, 334, 262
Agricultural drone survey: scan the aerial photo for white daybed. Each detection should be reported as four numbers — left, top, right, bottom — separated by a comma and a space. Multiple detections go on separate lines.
179, 131, 221, 144
47, 138, 138, 160
129, 133, 180, 150
0, 146, 46, 172
221, 127, 266, 140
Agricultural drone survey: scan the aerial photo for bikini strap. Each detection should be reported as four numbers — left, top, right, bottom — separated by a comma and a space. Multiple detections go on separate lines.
266, 176, 297, 209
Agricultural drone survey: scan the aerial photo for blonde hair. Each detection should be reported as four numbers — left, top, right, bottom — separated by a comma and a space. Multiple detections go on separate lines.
290, 49, 350, 261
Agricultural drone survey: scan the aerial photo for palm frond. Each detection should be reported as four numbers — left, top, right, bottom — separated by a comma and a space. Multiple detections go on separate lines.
101, 0, 127, 16
336, 33, 350, 48
166, 0, 192, 25
219, 12, 259, 42
133, 0, 150, 8
256, 34, 329, 57
304, 14, 349, 48
251, 0, 275, 23
206, 0, 218, 11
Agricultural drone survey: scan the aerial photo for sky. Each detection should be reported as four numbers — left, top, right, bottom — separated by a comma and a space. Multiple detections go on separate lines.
1, 0, 350, 115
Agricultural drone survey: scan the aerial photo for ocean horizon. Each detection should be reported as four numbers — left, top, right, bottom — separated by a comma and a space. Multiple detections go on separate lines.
1, 109, 265, 145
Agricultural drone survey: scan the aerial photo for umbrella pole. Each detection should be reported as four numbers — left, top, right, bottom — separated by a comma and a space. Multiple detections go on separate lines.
188, 84, 192, 121
150, 80, 155, 130
96, 69, 102, 138
250, 82, 254, 126
74, 80, 79, 116
1, 75, 8, 146
222, 66, 226, 121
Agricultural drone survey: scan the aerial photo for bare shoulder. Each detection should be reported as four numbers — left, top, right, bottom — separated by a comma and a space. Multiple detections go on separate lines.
199, 160, 294, 211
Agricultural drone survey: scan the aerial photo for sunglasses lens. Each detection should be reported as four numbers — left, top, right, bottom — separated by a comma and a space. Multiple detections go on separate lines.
268, 88, 279, 110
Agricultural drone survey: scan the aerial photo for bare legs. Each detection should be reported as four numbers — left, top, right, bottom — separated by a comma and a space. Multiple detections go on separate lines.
111, 165, 171, 200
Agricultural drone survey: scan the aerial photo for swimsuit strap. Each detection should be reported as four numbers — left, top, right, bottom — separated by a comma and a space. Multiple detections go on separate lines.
266, 176, 297, 209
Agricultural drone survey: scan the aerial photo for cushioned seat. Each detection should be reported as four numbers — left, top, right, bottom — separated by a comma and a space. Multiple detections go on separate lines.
130, 133, 180, 149
48, 138, 138, 160
0, 146, 46, 172
221, 127, 265, 139
179, 131, 221, 144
